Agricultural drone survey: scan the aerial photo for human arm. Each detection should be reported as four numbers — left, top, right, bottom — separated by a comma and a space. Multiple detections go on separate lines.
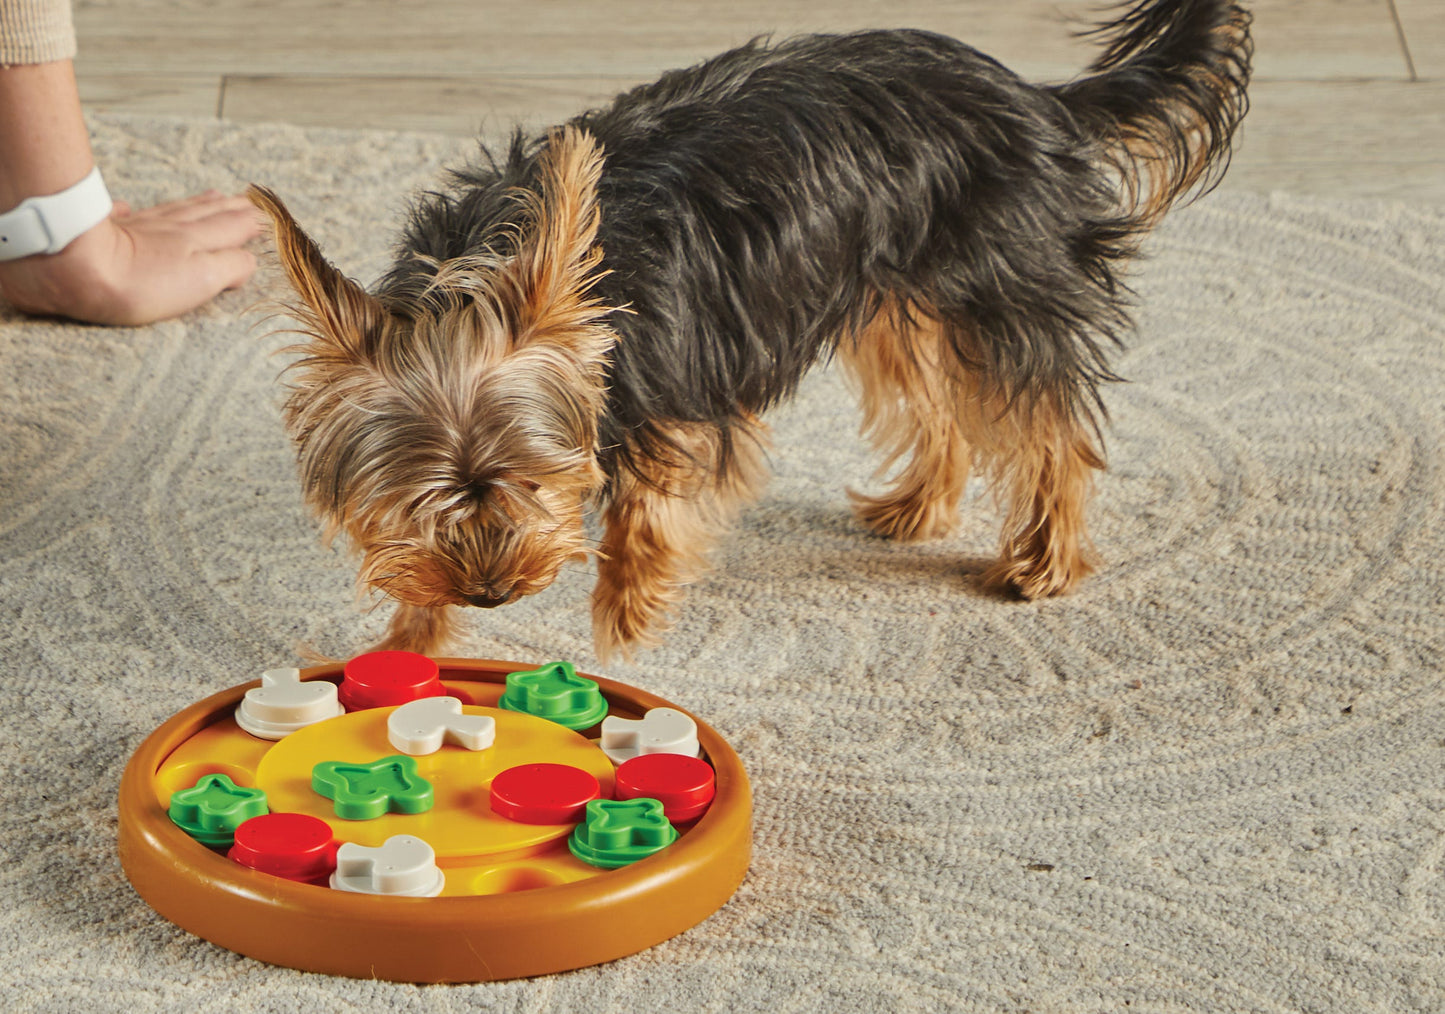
0, 57, 261, 325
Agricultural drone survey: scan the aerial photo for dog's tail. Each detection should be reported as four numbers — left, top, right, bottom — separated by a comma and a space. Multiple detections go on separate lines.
1051, 0, 1252, 227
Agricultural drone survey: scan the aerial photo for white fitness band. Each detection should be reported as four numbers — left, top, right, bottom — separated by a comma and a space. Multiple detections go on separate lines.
0, 166, 114, 262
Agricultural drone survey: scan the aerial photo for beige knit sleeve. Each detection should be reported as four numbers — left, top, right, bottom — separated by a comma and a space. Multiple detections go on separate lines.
0, 0, 77, 66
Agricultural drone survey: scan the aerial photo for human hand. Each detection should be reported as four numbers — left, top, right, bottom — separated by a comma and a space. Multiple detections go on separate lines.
0, 189, 262, 325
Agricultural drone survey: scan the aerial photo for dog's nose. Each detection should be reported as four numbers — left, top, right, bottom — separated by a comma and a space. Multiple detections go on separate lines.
464, 589, 512, 608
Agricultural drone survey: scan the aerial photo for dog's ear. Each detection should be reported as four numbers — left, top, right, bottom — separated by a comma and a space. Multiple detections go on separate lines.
247, 184, 386, 360
503, 127, 614, 358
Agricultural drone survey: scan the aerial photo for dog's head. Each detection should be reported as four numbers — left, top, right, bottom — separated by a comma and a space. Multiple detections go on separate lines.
249, 128, 616, 613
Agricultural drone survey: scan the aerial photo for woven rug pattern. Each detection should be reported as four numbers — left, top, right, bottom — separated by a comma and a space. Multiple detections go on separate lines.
1, 115, 1443, 1012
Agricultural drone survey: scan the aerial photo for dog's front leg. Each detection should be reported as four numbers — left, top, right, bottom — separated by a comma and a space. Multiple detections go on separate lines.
373, 602, 460, 656
592, 478, 696, 662
591, 420, 770, 662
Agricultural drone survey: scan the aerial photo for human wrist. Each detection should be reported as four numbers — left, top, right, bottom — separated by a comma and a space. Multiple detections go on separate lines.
0, 166, 114, 260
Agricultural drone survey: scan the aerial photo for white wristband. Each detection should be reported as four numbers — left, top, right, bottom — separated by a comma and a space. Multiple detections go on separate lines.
0, 167, 114, 262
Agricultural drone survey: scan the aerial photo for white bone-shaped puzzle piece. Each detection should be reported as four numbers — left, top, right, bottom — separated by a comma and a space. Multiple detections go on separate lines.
236, 667, 344, 740
600, 707, 700, 764
387, 697, 497, 755
330, 835, 445, 897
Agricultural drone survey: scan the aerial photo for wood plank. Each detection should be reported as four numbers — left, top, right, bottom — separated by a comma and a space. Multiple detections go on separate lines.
72, 0, 1406, 83
1248, 0, 1410, 79
1395, 0, 1445, 77
71, 1, 1088, 80
65, 0, 1442, 203
74, 73, 221, 118
1219, 80, 1445, 200
221, 75, 1445, 202
219, 75, 641, 136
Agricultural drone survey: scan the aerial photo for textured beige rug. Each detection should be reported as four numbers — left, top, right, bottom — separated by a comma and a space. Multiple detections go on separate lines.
2, 113, 1443, 1013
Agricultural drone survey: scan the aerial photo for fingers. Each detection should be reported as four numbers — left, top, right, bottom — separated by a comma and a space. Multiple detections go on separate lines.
145, 189, 227, 217
184, 204, 265, 252
154, 247, 258, 323
128, 190, 263, 226
106, 190, 262, 244
129, 213, 261, 319
101, 242, 259, 326
167, 192, 257, 224
202, 246, 260, 294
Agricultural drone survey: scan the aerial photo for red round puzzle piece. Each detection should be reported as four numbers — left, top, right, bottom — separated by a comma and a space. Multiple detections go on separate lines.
490, 763, 602, 825
228, 812, 338, 884
615, 753, 716, 823
339, 650, 444, 711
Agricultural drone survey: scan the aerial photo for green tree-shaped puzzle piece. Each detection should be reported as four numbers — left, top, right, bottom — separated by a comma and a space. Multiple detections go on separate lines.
311, 755, 435, 820
498, 660, 608, 731
167, 773, 269, 847
568, 798, 678, 869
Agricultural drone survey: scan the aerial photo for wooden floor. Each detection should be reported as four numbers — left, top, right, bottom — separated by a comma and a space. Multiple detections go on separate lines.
73, 0, 1445, 202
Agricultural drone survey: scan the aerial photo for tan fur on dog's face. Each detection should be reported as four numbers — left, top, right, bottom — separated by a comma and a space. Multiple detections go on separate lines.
249, 128, 617, 619
326, 316, 606, 612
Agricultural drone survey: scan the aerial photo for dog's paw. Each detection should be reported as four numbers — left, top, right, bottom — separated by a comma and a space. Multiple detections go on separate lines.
591, 582, 673, 664
848, 487, 961, 542
980, 545, 1094, 600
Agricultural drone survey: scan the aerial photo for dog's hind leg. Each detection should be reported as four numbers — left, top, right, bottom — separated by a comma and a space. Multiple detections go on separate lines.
840, 307, 972, 543
592, 415, 771, 661
972, 392, 1104, 599
842, 303, 1104, 599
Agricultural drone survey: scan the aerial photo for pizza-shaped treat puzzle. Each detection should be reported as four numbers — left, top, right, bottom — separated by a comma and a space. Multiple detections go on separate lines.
119, 653, 751, 982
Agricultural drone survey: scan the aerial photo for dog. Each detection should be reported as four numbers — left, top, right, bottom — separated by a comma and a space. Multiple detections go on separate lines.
249, 0, 1252, 661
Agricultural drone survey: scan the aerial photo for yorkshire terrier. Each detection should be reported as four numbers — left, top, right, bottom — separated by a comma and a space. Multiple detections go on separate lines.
250, 0, 1251, 661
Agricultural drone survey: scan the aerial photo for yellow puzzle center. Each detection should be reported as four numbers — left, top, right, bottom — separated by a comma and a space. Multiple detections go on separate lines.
153, 683, 620, 897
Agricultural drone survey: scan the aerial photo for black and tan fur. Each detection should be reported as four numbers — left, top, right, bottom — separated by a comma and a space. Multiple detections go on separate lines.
250, 0, 1252, 660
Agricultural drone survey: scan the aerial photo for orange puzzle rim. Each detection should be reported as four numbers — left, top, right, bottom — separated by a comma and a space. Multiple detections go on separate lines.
117, 658, 752, 983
